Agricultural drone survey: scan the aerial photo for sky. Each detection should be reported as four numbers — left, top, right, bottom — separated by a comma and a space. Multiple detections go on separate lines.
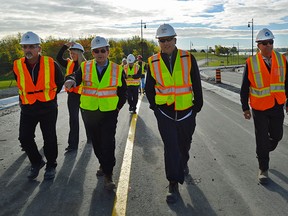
1, 0, 288, 52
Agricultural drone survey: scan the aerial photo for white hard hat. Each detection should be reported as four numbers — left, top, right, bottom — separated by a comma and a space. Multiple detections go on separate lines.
122, 58, 127, 62
255, 28, 275, 42
70, 42, 84, 52
155, 24, 177, 39
91, 36, 109, 50
127, 54, 135, 64
20, 31, 41, 45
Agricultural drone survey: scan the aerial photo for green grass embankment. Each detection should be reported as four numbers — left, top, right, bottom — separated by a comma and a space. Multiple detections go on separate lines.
192, 52, 248, 67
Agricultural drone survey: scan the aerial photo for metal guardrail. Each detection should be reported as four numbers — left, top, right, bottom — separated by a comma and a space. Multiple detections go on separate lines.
0, 95, 19, 110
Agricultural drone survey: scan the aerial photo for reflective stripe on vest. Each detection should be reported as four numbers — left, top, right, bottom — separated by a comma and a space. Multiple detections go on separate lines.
124, 64, 140, 86
65, 59, 82, 94
148, 49, 193, 110
80, 60, 121, 111
137, 61, 146, 75
247, 51, 286, 110
13, 56, 57, 105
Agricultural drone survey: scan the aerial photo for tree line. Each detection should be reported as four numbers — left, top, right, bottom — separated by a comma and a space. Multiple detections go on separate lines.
0, 34, 159, 80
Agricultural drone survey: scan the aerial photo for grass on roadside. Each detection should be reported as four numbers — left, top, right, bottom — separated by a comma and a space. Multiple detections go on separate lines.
0, 80, 17, 89
192, 52, 248, 67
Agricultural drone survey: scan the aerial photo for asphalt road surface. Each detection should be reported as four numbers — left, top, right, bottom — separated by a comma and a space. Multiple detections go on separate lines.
1, 80, 288, 216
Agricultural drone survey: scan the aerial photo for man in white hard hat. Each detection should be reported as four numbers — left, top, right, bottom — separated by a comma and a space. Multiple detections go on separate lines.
145, 24, 203, 203
64, 36, 127, 190
240, 28, 288, 184
13, 31, 64, 180
56, 41, 91, 152
123, 53, 141, 114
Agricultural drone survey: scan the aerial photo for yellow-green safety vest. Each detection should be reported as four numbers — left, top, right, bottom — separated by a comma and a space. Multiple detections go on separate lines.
148, 50, 193, 110
124, 64, 140, 86
80, 59, 122, 111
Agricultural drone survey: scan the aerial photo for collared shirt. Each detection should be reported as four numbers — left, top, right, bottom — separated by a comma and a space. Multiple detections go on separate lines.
262, 55, 272, 68
97, 60, 109, 76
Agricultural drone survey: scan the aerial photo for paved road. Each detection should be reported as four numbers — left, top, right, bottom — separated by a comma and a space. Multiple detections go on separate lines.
1, 82, 288, 215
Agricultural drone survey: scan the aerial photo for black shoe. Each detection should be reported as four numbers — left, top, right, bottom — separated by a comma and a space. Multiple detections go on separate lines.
27, 160, 46, 180
96, 166, 104, 177
269, 138, 278, 152
166, 182, 179, 203
44, 167, 56, 180
104, 174, 116, 190
65, 147, 77, 152
184, 165, 189, 176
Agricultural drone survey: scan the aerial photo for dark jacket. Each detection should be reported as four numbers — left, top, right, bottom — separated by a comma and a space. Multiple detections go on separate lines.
145, 47, 203, 119
14, 55, 64, 115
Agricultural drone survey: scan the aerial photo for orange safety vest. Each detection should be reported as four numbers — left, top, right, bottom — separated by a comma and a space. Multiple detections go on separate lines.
124, 64, 140, 86
65, 59, 82, 94
148, 50, 193, 110
13, 56, 57, 105
247, 51, 286, 111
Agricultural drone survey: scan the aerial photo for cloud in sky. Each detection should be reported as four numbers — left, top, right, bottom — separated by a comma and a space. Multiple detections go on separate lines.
1, 0, 288, 50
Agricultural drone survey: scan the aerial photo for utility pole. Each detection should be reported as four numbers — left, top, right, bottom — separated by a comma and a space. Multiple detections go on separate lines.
248, 18, 254, 56
140, 20, 146, 57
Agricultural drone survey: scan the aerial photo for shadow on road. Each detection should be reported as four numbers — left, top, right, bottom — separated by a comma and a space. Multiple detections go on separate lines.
264, 169, 288, 201
167, 174, 218, 216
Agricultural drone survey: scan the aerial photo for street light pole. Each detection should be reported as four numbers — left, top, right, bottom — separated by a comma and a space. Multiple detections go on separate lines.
248, 18, 254, 56
140, 20, 146, 57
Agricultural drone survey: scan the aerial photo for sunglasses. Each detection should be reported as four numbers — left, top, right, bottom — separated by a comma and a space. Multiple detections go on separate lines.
22, 45, 39, 49
93, 48, 107, 53
259, 40, 274, 46
158, 37, 174, 43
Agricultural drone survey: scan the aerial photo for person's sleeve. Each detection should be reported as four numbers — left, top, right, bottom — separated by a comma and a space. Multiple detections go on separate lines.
285, 61, 288, 108
240, 63, 250, 111
145, 65, 157, 110
65, 67, 82, 86
117, 70, 127, 110
191, 55, 203, 113
54, 61, 64, 93
56, 45, 69, 68
132, 66, 142, 79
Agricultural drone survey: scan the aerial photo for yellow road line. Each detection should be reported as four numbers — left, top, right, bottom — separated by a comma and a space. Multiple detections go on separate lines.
112, 95, 143, 216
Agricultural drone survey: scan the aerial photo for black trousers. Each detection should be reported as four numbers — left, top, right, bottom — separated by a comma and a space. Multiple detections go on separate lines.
252, 105, 284, 171
67, 92, 80, 149
81, 109, 118, 175
127, 86, 139, 111
19, 108, 58, 168
154, 109, 196, 184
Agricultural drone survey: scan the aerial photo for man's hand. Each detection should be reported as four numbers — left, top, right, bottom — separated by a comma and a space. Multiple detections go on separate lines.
243, 110, 251, 120
64, 80, 76, 90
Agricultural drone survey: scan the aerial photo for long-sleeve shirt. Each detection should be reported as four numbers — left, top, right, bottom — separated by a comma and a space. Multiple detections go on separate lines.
145, 47, 203, 119
240, 58, 288, 111
66, 60, 127, 110
56, 45, 79, 72
14, 55, 64, 114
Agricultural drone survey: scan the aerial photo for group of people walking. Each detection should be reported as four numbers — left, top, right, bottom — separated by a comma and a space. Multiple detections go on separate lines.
12, 23, 287, 203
